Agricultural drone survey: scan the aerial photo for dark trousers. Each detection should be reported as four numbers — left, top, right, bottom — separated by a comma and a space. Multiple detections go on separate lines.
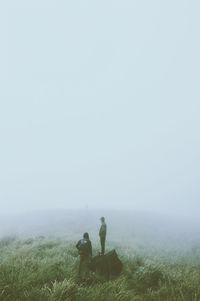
78, 255, 90, 279
100, 235, 106, 255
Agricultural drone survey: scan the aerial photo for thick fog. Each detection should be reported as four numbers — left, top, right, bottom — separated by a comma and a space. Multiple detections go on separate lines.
0, 0, 200, 220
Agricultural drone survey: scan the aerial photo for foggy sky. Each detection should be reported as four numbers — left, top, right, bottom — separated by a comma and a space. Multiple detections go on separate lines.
0, 0, 199, 215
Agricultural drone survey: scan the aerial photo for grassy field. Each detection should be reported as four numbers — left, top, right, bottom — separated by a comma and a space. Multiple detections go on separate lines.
0, 236, 199, 301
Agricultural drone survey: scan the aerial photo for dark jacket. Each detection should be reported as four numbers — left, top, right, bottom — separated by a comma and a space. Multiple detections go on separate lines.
76, 238, 92, 257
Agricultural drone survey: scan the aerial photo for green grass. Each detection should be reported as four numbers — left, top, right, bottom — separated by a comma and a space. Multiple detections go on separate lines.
0, 236, 199, 301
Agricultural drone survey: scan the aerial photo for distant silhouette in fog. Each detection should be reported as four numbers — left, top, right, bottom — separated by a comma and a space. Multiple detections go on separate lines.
99, 217, 107, 255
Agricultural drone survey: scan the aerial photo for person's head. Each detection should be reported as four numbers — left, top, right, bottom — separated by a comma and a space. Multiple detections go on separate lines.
83, 232, 89, 240
100, 217, 105, 223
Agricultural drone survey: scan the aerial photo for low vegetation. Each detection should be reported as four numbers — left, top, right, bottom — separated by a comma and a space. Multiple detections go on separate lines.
0, 236, 199, 301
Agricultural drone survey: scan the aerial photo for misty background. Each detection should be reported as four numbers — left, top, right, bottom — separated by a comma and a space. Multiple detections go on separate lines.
0, 0, 200, 241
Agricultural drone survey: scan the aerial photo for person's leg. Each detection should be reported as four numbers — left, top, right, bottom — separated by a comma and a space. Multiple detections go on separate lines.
100, 236, 106, 255
100, 236, 103, 254
82, 256, 91, 279
102, 236, 105, 254
78, 255, 84, 279
85, 256, 90, 277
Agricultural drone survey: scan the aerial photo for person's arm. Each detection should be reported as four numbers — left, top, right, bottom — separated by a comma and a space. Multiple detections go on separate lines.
104, 224, 107, 236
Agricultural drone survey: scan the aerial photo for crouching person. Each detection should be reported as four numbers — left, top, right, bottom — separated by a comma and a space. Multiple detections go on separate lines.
76, 232, 92, 281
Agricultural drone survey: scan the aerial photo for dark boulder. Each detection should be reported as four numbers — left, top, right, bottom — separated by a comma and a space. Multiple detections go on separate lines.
89, 249, 122, 280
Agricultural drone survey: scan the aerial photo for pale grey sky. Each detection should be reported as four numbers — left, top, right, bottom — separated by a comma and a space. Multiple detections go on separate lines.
0, 0, 199, 215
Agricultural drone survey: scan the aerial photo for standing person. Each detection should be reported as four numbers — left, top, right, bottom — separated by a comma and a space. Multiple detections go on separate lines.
76, 232, 92, 280
99, 217, 107, 255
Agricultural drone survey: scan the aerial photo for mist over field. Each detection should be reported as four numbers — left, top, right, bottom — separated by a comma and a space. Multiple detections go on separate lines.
0, 209, 199, 252
0, 208, 200, 300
